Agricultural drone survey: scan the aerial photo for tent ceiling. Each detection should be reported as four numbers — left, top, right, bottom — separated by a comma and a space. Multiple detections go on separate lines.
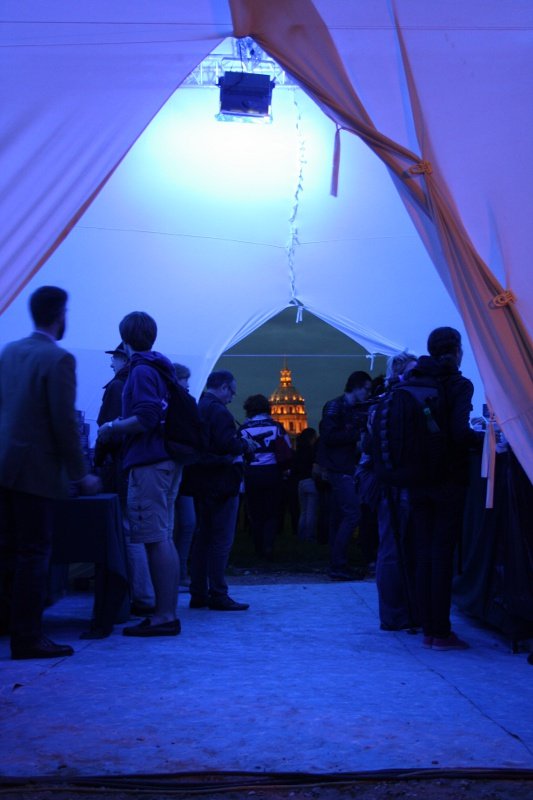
0, 1, 531, 476
0, 82, 473, 424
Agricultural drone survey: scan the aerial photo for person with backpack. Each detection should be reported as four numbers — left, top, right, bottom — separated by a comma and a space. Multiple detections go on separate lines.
96, 312, 182, 637
95, 342, 156, 619
369, 351, 420, 632
317, 370, 372, 580
398, 327, 483, 651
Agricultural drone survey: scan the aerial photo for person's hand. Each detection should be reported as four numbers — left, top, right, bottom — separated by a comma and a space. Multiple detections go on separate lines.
78, 473, 102, 496
494, 426, 509, 454
471, 416, 486, 432
97, 421, 115, 445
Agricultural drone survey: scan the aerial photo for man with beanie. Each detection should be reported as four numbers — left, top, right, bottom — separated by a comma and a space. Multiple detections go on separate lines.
409, 326, 483, 651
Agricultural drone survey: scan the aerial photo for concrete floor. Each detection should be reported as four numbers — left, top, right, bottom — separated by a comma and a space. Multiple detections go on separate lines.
1, 580, 532, 779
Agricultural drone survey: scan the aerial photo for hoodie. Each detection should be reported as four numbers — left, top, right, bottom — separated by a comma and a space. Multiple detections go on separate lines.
121, 351, 176, 470
411, 355, 483, 484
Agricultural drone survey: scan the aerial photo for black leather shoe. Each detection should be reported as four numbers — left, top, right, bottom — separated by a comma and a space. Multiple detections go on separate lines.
208, 596, 249, 611
11, 636, 74, 660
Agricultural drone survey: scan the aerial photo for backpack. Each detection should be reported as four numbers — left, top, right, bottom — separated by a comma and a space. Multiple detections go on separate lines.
162, 378, 205, 464
371, 376, 448, 488
133, 362, 205, 465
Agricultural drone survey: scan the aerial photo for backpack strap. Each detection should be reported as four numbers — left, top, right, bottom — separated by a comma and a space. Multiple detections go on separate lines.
375, 391, 395, 473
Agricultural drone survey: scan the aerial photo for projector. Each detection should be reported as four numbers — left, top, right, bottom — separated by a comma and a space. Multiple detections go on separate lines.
218, 71, 275, 118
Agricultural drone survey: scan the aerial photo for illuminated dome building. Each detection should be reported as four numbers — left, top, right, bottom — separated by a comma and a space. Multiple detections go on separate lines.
269, 363, 308, 437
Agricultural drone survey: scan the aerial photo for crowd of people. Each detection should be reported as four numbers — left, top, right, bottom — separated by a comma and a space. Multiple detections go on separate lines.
0, 285, 492, 658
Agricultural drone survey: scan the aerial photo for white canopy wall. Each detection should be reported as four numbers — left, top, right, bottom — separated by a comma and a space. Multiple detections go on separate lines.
0, 0, 531, 478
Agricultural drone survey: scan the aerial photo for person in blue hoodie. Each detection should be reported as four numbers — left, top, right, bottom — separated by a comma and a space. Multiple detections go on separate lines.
97, 312, 182, 637
95, 342, 155, 617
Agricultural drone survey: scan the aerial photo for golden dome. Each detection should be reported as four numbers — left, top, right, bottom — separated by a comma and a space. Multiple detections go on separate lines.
269, 364, 308, 436
270, 367, 305, 403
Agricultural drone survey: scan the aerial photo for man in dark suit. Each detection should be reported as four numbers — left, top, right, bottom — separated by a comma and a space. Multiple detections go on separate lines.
0, 285, 101, 660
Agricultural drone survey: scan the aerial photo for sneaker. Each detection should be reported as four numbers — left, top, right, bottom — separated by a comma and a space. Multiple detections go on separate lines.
432, 632, 469, 651
422, 636, 434, 648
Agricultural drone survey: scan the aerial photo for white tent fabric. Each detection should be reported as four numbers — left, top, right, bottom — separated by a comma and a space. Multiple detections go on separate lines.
0, 0, 532, 479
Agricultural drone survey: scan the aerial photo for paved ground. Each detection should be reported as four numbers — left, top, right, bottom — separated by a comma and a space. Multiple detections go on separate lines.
1, 577, 532, 799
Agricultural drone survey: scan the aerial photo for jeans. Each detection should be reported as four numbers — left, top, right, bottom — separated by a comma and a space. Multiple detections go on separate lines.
410, 483, 467, 637
327, 472, 361, 572
189, 494, 240, 601
174, 495, 196, 583
243, 464, 283, 556
376, 487, 418, 628
297, 478, 318, 541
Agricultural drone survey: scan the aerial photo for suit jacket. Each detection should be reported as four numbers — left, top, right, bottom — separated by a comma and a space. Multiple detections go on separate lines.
0, 332, 87, 498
